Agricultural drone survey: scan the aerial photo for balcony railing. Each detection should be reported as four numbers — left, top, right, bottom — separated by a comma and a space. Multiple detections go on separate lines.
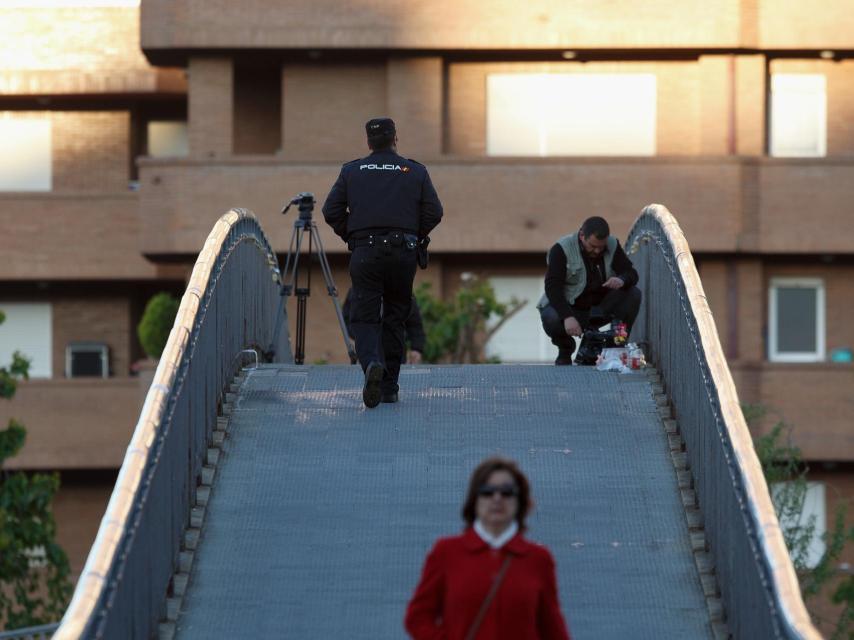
139, 0, 854, 55
0, 192, 155, 280
138, 156, 854, 257
0, 377, 141, 470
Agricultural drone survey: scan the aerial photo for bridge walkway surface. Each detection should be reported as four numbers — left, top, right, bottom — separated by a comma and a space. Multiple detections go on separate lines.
175, 363, 713, 640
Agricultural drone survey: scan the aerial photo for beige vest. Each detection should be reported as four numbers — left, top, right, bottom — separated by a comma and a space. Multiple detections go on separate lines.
537, 232, 618, 309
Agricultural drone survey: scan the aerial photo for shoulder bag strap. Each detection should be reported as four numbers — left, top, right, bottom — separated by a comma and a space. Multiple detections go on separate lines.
464, 555, 513, 640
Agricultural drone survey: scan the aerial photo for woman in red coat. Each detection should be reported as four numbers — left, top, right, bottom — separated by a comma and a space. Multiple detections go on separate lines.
405, 457, 571, 640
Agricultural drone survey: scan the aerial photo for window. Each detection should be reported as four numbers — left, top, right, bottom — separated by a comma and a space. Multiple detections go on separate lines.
234, 63, 282, 155
147, 121, 189, 158
485, 277, 557, 362
768, 278, 825, 362
0, 303, 52, 378
770, 74, 826, 157
0, 117, 51, 191
486, 74, 657, 156
771, 481, 826, 569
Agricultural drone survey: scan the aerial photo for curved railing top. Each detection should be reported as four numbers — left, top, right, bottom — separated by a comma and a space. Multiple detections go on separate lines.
55, 209, 282, 639
627, 204, 819, 639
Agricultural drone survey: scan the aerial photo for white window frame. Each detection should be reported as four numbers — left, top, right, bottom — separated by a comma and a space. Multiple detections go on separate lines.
770, 74, 827, 158
768, 278, 825, 363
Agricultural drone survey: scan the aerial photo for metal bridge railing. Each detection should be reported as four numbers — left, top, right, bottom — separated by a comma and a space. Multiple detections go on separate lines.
627, 204, 820, 639
0, 623, 59, 640
52, 209, 291, 639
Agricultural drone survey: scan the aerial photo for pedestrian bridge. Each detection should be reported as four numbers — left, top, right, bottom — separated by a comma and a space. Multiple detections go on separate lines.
52, 206, 819, 639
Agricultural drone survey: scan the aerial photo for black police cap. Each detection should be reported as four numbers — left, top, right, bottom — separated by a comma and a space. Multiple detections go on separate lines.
365, 118, 396, 138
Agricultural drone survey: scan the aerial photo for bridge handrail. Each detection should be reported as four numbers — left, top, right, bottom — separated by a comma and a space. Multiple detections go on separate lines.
626, 204, 819, 639
0, 622, 59, 640
53, 209, 290, 639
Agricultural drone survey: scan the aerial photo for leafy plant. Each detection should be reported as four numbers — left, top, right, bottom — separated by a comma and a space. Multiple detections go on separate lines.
137, 292, 180, 359
414, 274, 525, 364
747, 404, 853, 639
753, 418, 816, 570
0, 310, 72, 629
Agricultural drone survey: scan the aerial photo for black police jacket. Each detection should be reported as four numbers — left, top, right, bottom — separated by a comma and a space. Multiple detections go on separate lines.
322, 149, 443, 241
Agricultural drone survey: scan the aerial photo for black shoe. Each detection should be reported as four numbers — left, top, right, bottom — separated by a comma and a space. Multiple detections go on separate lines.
555, 348, 574, 366
381, 392, 399, 404
363, 362, 383, 408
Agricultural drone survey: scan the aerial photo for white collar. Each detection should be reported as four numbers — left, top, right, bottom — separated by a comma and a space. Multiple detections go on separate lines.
474, 520, 518, 549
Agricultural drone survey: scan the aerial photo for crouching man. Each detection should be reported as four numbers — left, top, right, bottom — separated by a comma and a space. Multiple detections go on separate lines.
537, 216, 642, 365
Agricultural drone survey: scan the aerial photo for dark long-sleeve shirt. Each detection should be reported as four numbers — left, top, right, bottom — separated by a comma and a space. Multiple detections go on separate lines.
544, 238, 638, 320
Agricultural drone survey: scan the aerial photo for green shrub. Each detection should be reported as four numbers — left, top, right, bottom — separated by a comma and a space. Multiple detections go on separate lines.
137, 293, 180, 359
414, 274, 524, 363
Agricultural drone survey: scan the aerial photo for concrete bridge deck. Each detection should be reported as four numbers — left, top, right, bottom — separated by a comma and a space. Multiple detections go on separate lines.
176, 364, 713, 640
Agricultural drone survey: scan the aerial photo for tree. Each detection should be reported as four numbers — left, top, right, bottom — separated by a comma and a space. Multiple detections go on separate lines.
746, 404, 853, 639
414, 274, 525, 363
0, 310, 72, 629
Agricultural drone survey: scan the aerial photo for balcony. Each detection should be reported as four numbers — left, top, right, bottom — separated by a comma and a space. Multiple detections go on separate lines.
138, 156, 854, 257
0, 192, 157, 280
757, 160, 854, 253
140, 0, 854, 60
0, 5, 186, 96
730, 362, 854, 461
0, 377, 142, 470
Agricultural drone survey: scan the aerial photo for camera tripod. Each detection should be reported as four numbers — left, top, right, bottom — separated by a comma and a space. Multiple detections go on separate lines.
267, 192, 356, 365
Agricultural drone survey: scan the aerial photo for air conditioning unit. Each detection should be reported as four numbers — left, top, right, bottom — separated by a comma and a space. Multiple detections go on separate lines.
66, 342, 109, 378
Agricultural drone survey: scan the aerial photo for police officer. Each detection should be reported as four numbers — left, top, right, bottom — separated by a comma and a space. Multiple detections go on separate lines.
322, 118, 443, 408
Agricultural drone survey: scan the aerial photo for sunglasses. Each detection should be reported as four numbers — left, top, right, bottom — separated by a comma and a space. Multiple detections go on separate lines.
477, 484, 519, 499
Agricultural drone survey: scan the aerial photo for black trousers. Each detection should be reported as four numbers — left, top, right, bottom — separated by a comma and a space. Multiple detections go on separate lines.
348, 242, 417, 393
540, 286, 642, 353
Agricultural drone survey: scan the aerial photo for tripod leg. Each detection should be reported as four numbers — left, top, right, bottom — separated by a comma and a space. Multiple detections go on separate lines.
268, 224, 305, 361
310, 223, 357, 364
282, 224, 304, 294
282, 224, 303, 286
295, 292, 307, 364
267, 290, 288, 361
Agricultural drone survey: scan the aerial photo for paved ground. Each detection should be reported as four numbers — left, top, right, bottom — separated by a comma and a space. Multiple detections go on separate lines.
176, 364, 713, 640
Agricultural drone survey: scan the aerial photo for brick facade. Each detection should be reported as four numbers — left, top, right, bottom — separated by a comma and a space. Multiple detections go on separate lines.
281, 64, 387, 160
53, 112, 132, 192
51, 297, 132, 378
188, 57, 233, 158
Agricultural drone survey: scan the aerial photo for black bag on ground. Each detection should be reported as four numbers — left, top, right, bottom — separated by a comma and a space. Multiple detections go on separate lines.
575, 329, 619, 365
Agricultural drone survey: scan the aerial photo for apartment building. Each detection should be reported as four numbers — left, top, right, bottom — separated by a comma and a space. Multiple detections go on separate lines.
1, 0, 851, 630
0, 1, 189, 581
